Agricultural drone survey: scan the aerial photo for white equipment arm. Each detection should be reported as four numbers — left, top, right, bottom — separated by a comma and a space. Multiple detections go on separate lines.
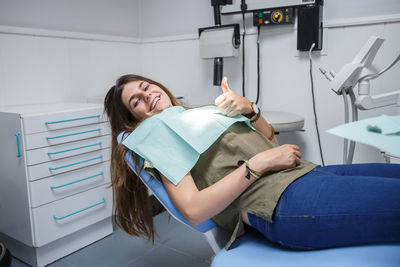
325, 36, 400, 110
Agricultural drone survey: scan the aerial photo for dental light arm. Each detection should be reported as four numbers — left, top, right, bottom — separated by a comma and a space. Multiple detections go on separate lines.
320, 36, 400, 164
323, 36, 400, 110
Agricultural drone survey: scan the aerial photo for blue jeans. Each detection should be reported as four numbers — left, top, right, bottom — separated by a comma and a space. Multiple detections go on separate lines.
248, 163, 400, 250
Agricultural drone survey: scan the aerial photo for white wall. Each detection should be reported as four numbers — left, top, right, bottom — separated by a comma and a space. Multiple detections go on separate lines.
0, 0, 399, 165
0, 0, 141, 37
0, 31, 142, 107
0, 0, 143, 107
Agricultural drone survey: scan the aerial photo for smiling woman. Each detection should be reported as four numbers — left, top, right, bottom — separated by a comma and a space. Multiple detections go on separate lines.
103, 74, 185, 241
104, 74, 400, 252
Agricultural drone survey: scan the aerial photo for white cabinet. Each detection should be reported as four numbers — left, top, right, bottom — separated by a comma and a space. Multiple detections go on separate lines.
0, 103, 113, 267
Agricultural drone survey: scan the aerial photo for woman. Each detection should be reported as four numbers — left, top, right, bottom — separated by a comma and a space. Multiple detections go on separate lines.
104, 74, 400, 250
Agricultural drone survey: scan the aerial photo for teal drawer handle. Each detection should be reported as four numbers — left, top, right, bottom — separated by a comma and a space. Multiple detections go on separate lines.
50, 171, 104, 189
46, 128, 101, 140
49, 155, 103, 171
45, 115, 100, 125
53, 197, 106, 221
48, 142, 102, 155
15, 132, 22, 157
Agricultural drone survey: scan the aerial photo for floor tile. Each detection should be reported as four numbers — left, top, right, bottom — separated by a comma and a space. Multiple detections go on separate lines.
47, 260, 76, 267
160, 223, 214, 263
10, 255, 76, 267
64, 228, 158, 267
125, 245, 210, 267
152, 212, 185, 244
10, 258, 29, 267
9, 211, 214, 267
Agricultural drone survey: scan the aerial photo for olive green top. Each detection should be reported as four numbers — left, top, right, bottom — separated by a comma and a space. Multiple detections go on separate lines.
146, 122, 317, 249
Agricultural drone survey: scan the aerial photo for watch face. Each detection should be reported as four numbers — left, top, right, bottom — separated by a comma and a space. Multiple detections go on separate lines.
253, 103, 259, 113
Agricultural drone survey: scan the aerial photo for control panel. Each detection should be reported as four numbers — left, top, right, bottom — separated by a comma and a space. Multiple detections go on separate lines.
253, 8, 294, 26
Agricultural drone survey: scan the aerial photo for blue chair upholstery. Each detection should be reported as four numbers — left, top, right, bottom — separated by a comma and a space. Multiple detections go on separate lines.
212, 232, 400, 267
117, 132, 215, 233
118, 132, 400, 266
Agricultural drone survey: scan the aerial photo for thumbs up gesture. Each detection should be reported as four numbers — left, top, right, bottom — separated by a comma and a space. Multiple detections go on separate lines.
214, 77, 253, 117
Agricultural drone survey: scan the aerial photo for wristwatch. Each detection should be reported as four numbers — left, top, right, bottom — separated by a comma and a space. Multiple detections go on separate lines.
244, 102, 259, 119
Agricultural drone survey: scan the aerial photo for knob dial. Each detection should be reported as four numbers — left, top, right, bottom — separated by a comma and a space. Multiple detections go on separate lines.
271, 10, 283, 23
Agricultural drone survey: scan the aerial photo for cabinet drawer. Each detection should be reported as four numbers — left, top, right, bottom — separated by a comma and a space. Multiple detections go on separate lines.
26, 135, 111, 166
28, 148, 111, 181
24, 122, 111, 150
22, 107, 107, 134
32, 184, 112, 247
29, 162, 111, 207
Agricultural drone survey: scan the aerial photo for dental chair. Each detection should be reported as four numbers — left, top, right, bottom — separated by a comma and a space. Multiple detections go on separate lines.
118, 133, 400, 267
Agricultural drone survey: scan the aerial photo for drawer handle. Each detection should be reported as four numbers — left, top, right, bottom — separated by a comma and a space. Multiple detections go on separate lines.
45, 115, 100, 125
50, 171, 104, 189
49, 155, 103, 171
53, 197, 106, 221
46, 128, 101, 140
15, 132, 22, 157
48, 142, 102, 155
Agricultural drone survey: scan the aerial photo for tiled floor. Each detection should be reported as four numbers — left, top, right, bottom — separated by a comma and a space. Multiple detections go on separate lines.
10, 212, 214, 267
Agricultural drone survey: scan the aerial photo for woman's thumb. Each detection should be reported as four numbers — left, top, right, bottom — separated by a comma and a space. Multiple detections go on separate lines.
221, 77, 231, 93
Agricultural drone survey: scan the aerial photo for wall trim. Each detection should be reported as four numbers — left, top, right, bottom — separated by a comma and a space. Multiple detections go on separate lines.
141, 34, 198, 44
142, 13, 400, 43
0, 25, 141, 44
0, 13, 399, 44
324, 13, 400, 28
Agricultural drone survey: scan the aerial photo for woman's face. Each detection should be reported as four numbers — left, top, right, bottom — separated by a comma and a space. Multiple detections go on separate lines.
121, 80, 173, 121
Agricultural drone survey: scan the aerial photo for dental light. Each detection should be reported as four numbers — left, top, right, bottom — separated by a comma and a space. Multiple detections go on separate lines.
320, 36, 400, 163
322, 36, 400, 110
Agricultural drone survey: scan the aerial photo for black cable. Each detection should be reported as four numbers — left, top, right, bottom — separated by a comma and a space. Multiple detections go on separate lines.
256, 25, 261, 105
309, 45, 325, 166
242, 11, 246, 97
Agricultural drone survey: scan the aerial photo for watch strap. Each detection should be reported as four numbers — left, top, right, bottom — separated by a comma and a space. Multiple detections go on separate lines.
244, 102, 257, 119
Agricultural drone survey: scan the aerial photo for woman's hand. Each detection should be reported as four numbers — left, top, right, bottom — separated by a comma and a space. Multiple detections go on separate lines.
215, 77, 253, 117
248, 144, 302, 174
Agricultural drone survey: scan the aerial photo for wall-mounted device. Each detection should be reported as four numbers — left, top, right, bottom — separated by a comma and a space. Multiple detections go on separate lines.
253, 8, 294, 26
200, 0, 324, 86
198, 24, 240, 85
297, 0, 323, 51
199, 0, 237, 86
221, 0, 315, 14
220, 0, 323, 51
199, 24, 241, 58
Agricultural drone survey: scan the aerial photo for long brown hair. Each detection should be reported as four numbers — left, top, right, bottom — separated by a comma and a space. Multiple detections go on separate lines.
104, 74, 182, 242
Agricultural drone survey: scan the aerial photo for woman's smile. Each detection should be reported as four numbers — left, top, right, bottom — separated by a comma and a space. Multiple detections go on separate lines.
150, 96, 161, 111
121, 80, 172, 120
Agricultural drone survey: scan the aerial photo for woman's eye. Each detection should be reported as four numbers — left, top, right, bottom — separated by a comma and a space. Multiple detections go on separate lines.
144, 84, 149, 91
134, 99, 140, 108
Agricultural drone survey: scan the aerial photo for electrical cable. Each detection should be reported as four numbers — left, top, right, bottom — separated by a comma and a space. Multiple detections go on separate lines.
361, 52, 400, 81
241, 11, 246, 97
256, 25, 261, 105
308, 43, 326, 166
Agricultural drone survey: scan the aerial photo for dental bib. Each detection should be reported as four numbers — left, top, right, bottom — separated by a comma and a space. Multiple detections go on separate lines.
122, 105, 255, 185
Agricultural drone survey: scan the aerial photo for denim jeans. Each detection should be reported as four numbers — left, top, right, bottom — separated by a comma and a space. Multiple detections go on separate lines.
248, 163, 400, 250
